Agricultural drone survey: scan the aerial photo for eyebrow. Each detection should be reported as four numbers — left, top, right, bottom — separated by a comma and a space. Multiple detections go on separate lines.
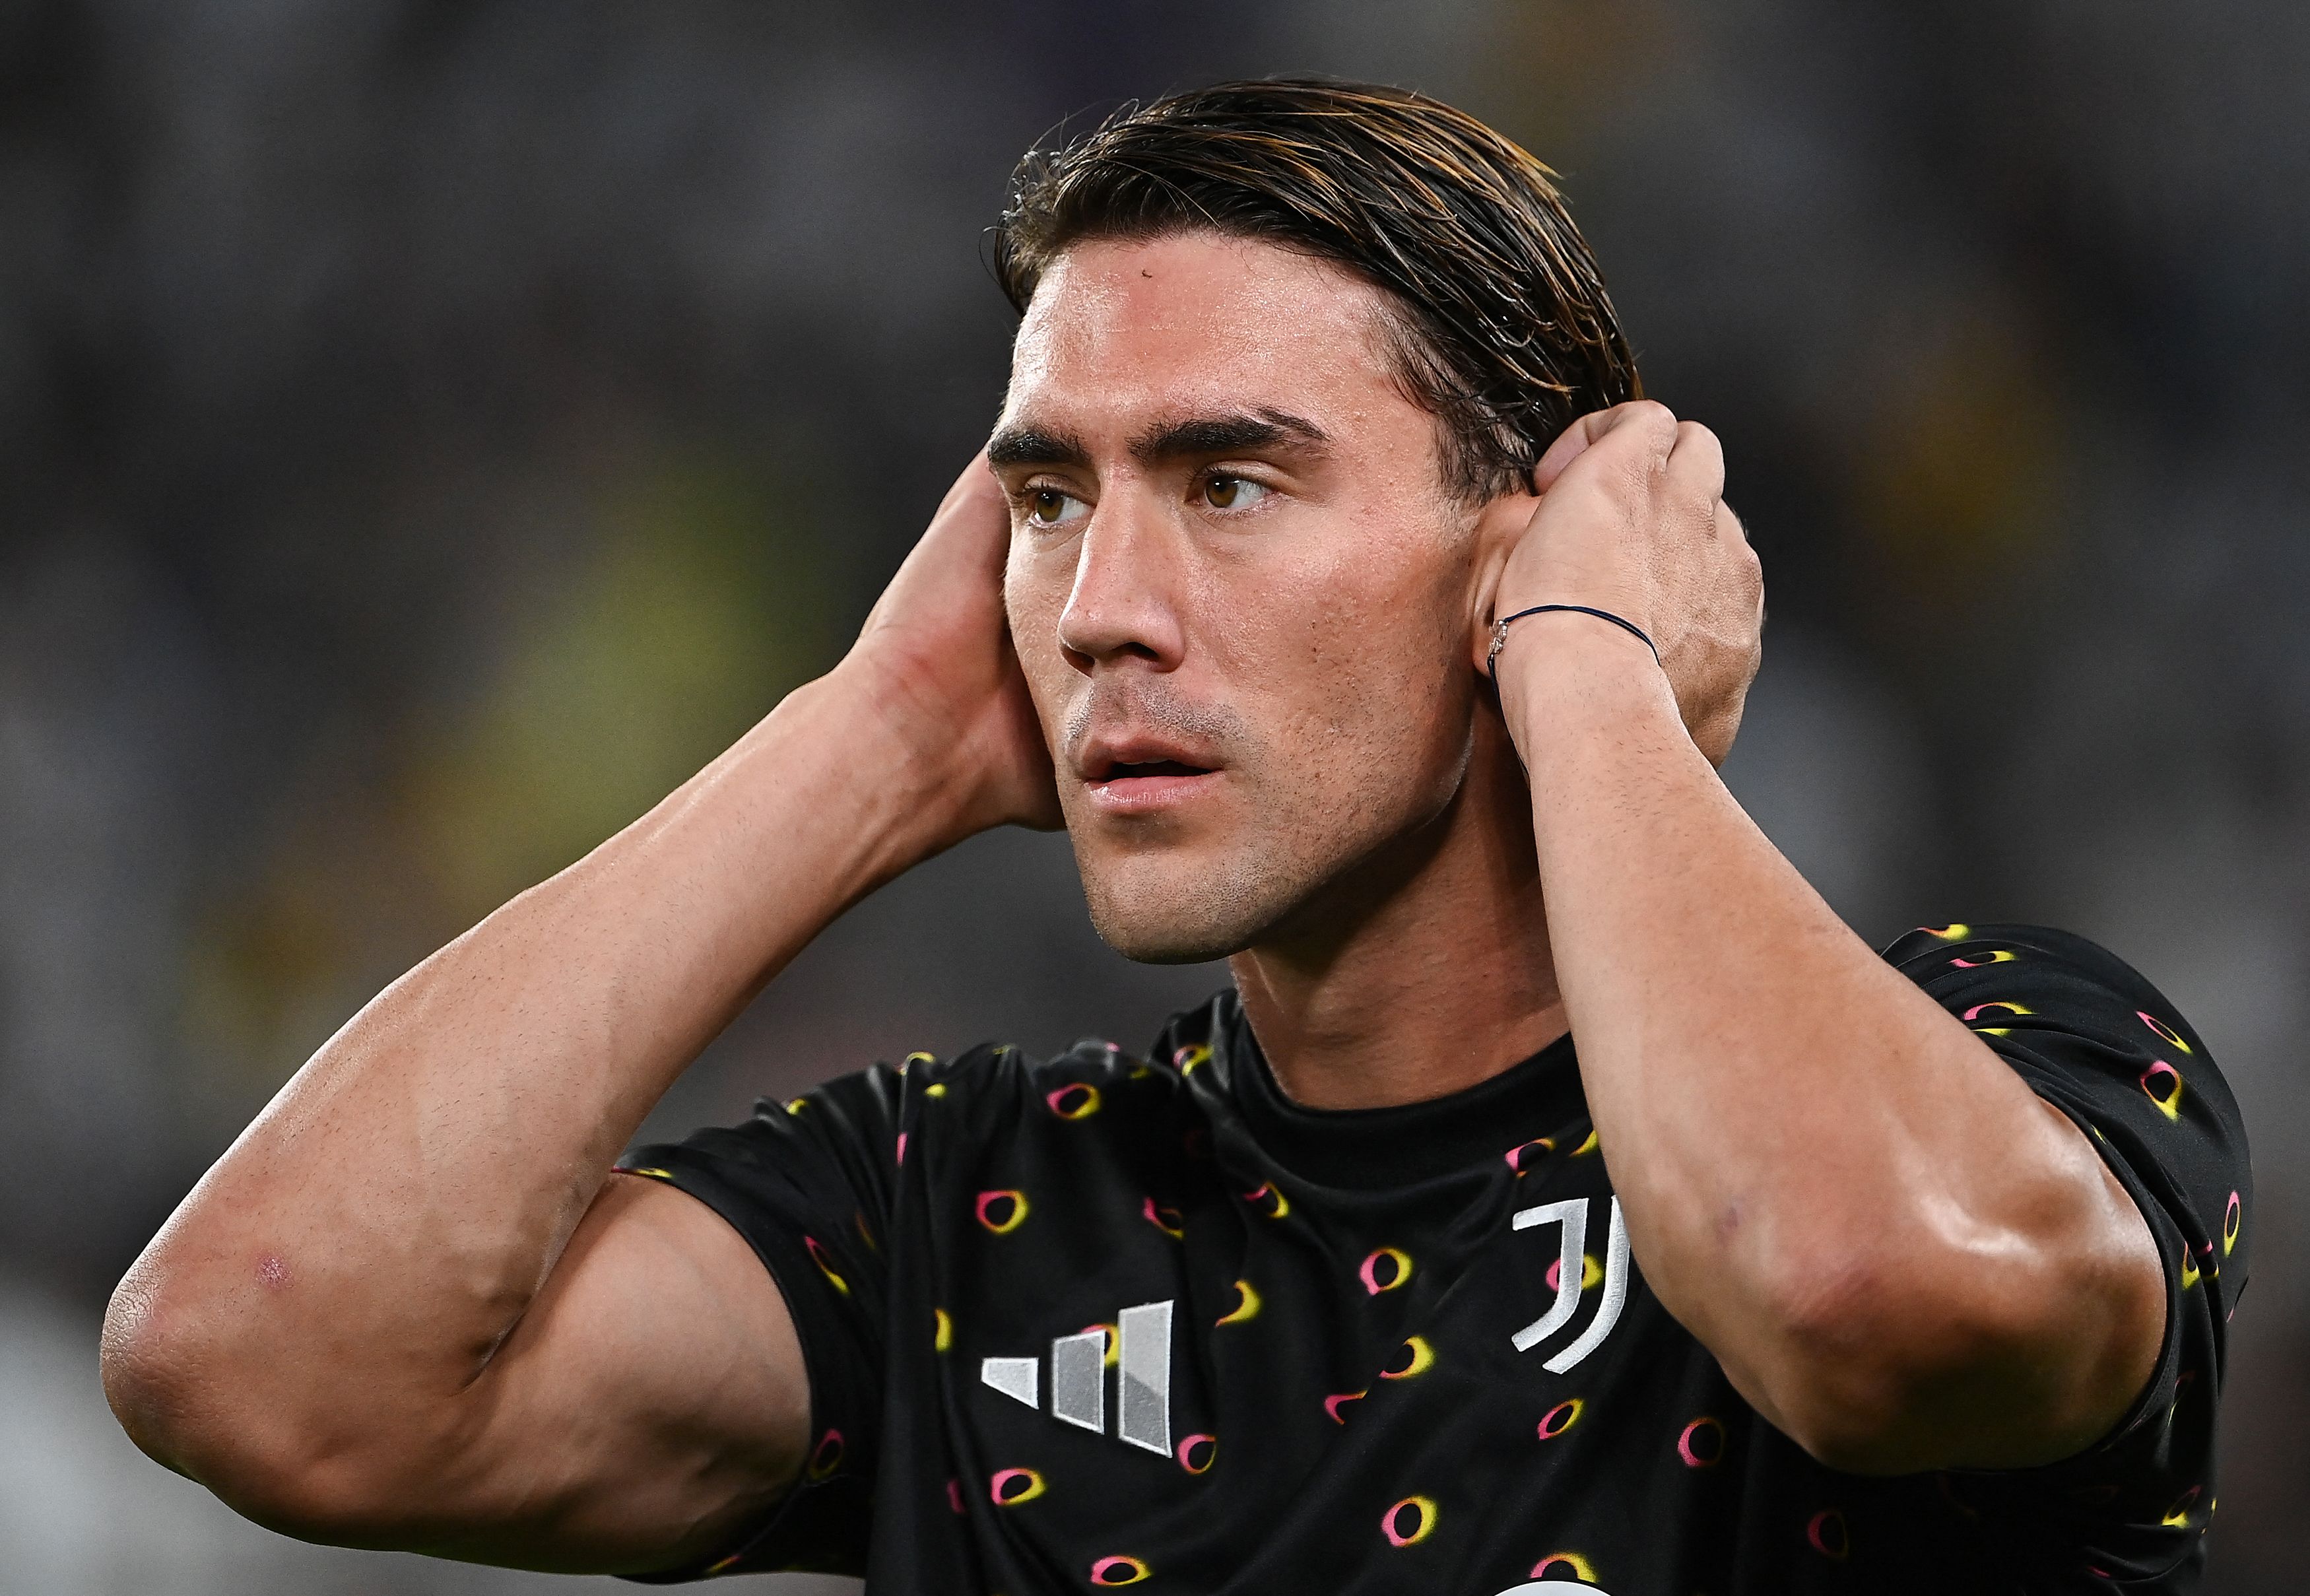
1130, 409, 1331, 464
985, 424, 1090, 470
985, 408, 1331, 472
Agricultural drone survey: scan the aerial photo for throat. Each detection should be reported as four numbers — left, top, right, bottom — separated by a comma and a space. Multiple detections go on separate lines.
1228, 866, 1567, 1112
1225, 715, 1565, 1110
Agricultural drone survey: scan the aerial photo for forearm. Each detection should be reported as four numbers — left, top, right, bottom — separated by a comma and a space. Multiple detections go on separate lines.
1502, 624, 2152, 1465
106, 663, 953, 1477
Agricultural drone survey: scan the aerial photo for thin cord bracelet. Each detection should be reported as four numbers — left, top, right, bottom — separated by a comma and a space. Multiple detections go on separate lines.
1487, 603, 1660, 684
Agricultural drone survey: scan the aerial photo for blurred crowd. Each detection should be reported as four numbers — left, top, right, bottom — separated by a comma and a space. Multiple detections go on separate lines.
2, 2, 2303, 1591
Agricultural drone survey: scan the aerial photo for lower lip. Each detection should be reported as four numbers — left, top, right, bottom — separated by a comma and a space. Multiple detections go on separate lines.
1083, 771, 1223, 815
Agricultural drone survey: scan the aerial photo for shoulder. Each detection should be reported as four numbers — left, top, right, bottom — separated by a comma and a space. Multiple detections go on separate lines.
1882, 921, 2179, 1007
1882, 920, 2247, 1228
1882, 921, 2246, 1199
1881, 921, 2216, 1058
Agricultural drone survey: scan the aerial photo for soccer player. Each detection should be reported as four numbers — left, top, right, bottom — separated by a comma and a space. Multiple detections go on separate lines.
102, 81, 2248, 1593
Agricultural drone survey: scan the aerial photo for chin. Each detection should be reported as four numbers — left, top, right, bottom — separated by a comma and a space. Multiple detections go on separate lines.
1092, 914, 1245, 966
1082, 872, 1259, 964
1074, 845, 1311, 966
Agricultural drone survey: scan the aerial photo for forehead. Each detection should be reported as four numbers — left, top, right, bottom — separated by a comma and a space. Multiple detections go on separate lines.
1003, 232, 1408, 436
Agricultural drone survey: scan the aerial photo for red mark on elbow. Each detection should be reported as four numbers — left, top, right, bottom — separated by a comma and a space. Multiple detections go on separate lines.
255, 1254, 290, 1290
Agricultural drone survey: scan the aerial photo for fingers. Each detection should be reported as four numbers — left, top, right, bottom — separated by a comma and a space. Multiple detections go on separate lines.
933, 449, 994, 512
1666, 420, 1725, 510
1530, 399, 1678, 493
1727, 503, 1766, 636
1528, 411, 1606, 494
917, 451, 1010, 565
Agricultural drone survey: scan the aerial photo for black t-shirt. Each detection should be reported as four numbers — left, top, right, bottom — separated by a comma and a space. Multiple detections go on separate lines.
621, 925, 2249, 1593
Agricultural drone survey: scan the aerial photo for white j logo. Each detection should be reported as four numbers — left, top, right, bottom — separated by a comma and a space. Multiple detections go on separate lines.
1507, 1195, 1630, 1372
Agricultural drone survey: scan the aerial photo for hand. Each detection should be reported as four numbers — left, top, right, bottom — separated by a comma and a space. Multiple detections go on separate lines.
1476, 401, 1764, 766
840, 455, 1064, 840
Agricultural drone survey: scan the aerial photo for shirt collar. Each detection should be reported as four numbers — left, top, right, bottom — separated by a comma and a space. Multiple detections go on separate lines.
1203, 989, 1586, 1190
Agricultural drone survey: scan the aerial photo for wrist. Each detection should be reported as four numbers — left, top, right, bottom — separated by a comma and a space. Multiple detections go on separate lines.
1494, 613, 1681, 758
520, 668, 964, 1019
775, 663, 986, 858
620, 669, 968, 926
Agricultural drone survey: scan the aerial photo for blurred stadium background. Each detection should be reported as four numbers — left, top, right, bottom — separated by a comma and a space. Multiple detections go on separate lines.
3, 1, 2305, 1590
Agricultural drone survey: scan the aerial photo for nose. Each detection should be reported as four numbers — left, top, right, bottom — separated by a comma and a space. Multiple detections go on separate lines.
1053, 488, 1185, 676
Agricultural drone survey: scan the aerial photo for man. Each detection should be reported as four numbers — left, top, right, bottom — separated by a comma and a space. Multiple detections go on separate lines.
102, 80, 2247, 1593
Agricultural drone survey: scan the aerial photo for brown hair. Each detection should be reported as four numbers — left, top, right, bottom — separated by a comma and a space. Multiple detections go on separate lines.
992, 78, 1641, 502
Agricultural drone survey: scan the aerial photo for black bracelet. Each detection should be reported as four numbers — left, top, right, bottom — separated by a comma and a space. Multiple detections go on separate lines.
1487, 603, 1660, 683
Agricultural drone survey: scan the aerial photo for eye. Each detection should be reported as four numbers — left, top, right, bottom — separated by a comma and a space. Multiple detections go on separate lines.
1024, 486, 1088, 527
1201, 474, 1270, 511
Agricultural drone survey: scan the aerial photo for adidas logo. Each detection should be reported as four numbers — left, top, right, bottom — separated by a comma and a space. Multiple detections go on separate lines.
981, 1299, 1173, 1455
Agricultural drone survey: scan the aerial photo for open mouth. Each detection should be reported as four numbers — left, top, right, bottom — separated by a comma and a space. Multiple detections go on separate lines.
1104, 759, 1212, 781
1072, 719, 1227, 813
1080, 749, 1222, 813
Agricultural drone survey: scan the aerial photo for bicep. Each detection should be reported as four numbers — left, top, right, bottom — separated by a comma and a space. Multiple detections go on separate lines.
1941, 1096, 2167, 1469
422, 1174, 810, 1574
1760, 1089, 2169, 1478
1853, 1096, 2166, 1475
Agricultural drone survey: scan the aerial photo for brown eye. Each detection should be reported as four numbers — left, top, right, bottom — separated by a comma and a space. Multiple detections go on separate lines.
1203, 475, 1267, 510
1029, 488, 1074, 525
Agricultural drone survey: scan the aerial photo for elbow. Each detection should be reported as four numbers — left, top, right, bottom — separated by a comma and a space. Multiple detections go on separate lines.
1754, 1337, 1940, 1476
1727, 1112, 2161, 1475
1746, 1238, 2124, 1477
100, 1262, 446, 1544
100, 1263, 211, 1481
1738, 1248, 1929, 1474
1741, 1246, 2022, 1476
100, 1269, 320, 1531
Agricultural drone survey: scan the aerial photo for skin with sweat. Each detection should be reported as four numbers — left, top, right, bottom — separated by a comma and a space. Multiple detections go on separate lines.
95, 226, 2166, 1580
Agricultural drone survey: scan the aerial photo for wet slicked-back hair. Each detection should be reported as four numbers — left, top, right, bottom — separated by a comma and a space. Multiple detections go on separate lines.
992, 78, 1641, 502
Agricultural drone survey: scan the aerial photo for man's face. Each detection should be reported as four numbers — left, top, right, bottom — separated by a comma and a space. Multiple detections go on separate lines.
995, 231, 1486, 962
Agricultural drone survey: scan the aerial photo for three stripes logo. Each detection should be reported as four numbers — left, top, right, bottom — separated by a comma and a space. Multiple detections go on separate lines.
981, 1300, 1175, 1455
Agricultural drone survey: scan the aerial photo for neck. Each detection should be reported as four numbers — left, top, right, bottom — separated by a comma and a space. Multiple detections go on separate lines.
1228, 709, 1566, 1110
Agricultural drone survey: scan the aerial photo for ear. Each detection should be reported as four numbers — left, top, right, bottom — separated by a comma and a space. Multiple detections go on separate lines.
1465, 486, 1542, 675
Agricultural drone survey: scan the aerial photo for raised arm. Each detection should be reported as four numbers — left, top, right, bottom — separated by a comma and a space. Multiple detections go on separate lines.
99, 459, 1055, 1573
1479, 403, 2165, 1475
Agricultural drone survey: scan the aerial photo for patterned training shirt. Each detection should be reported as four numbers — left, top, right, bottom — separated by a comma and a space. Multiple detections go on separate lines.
620, 924, 2249, 1593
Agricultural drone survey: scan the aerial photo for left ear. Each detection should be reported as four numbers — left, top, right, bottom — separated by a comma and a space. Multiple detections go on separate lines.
1465, 486, 1542, 675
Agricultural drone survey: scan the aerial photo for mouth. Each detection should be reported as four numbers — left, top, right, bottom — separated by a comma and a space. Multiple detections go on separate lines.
1078, 742, 1225, 815
1098, 758, 1212, 781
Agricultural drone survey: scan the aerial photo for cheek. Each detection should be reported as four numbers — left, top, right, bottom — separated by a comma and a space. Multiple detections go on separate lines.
1005, 535, 1074, 639
1213, 541, 1464, 783
1331, 564, 1469, 777
1005, 550, 1076, 702
1267, 522, 1463, 686
1195, 524, 1370, 675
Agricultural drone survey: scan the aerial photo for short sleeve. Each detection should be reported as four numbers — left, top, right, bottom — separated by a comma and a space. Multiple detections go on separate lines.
1885, 923, 2252, 1579
616, 1061, 909, 1581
